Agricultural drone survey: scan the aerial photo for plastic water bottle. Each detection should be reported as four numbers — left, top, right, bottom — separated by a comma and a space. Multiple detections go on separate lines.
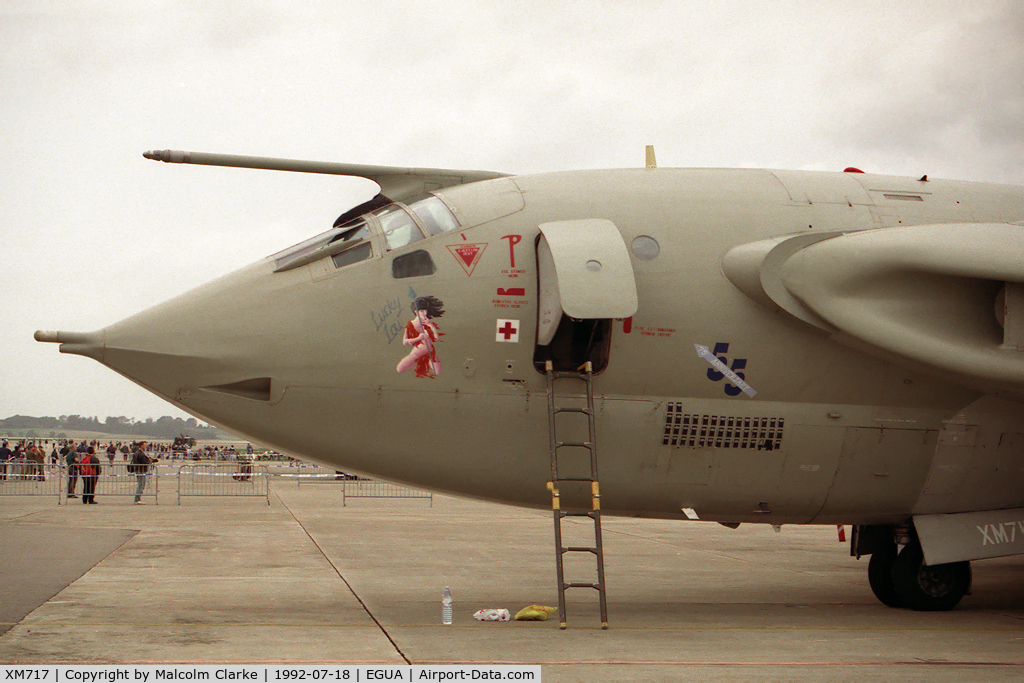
441, 586, 453, 625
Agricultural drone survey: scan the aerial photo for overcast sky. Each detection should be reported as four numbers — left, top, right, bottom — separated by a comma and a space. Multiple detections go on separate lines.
2, 0, 1022, 422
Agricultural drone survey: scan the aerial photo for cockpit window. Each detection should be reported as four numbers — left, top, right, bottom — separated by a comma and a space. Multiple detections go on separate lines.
331, 219, 370, 245
274, 229, 333, 269
332, 241, 372, 269
273, 196, 454, 275
392, 249, 436, 279
409, 196, 459, 236
376, 205, 425, 251
274, 218, 372, 272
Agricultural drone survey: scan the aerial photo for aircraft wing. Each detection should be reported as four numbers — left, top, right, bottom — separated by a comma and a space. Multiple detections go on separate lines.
724, 222, 1024, 395
144, 149, 511, 202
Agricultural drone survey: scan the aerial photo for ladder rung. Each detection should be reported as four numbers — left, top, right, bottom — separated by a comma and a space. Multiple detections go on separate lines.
554, 477, 596, 483
564, 582, 604, 590
560, 511, 600, 519
562, 546, 598, 554
554, 407, 590, 414
556, 441, 593, 448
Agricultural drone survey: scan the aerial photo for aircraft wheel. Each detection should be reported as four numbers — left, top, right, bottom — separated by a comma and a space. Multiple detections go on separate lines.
867, 542, 903, 608
891, 541, 971, 611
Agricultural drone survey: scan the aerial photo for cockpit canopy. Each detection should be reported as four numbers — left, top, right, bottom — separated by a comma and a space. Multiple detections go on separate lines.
272, 194, 459, 273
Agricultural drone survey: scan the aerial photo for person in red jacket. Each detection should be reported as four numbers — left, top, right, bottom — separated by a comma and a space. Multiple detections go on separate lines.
81, 446, 101, 504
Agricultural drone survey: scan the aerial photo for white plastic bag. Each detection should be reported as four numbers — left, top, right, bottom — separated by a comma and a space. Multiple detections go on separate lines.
472, 608, 511, 622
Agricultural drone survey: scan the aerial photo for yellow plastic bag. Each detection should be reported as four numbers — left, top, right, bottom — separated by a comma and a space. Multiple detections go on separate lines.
514, 605, 558, 621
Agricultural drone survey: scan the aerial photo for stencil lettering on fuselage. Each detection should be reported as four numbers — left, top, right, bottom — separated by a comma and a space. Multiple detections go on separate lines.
446, 242, 487, 276
697, 342, 755, 397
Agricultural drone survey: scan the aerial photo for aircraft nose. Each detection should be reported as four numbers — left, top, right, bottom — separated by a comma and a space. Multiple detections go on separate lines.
36, 261, 284, 408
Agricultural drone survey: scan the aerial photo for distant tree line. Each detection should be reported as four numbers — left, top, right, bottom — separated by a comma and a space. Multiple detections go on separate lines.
0, 414, 231, 440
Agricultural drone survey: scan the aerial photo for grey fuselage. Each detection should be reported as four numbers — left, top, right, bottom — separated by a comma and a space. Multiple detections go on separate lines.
48, 167, 1024, 526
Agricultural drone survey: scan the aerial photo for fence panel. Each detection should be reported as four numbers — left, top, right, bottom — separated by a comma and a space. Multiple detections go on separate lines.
268, 463, 341, 480
341, 480, 433, 507
281, 467, 432, 506
62, 462, 159, 504
0, 462, 63, 498
177, 463, 270, 505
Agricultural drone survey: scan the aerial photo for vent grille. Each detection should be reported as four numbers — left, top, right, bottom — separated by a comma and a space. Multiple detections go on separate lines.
663, 404, 784, 450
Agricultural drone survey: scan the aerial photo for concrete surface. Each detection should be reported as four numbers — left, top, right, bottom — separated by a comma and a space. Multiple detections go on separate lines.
1, 481, 1023, 680
0, 525, 137, 635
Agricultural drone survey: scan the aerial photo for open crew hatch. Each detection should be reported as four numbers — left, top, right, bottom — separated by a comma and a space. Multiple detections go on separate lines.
272, 194, 460, 274
533, 219, 639, 373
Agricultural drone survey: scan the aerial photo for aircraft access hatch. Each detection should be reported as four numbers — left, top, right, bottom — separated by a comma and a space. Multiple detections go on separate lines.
536, 219, 638, 343
535, 219, 638, 373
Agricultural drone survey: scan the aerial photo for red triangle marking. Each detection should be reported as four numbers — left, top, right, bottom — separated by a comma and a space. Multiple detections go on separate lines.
454, 246, 478, 266
446, 242, 488, 276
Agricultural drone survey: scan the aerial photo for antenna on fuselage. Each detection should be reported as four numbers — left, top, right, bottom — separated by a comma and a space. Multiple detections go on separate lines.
645, 145, 657, 169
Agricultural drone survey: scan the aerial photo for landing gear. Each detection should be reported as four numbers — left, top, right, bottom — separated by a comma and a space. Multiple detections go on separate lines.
890, 540, 971, 612
867, 541, 903, 608
858, 525, 971, 611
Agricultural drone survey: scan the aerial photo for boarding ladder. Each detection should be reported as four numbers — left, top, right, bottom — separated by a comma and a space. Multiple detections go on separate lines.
545, 360, 609, 629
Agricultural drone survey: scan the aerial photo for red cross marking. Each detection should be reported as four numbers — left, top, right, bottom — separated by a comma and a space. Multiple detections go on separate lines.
498, 321, 517, 340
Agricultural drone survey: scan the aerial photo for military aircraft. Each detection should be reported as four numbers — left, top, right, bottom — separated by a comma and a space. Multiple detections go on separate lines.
36, 147, 1024, 616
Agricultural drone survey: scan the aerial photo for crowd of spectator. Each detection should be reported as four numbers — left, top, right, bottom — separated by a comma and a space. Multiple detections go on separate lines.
0, 438, 151, 472
0, 438, 259, 504
1, 438, 339, 505
0, 438, 294, 479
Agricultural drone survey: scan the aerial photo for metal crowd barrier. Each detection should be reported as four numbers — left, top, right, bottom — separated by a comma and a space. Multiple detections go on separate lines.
1, 459, 428, 507
280, 465, 432, 505
339, 480, 433, 507
177, 463, 270, 505
0, 462, 63, 497
287, 464, 350, 482
61, 462, 159, 505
